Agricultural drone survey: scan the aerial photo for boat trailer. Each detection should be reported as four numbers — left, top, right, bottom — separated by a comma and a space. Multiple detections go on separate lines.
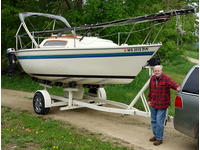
33, 67, 173, 122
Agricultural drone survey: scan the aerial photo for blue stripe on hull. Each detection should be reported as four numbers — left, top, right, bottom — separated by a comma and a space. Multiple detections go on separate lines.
17, 52, 154, 59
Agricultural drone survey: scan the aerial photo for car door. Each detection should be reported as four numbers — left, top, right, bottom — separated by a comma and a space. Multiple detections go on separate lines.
174, 66, 199, 138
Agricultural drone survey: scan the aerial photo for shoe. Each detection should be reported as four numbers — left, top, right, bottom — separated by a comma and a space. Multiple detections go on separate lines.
149, 137, 157, 142
153, 140, 163, 146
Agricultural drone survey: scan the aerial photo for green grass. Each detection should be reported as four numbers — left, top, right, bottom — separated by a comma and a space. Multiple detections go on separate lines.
184, 50, 199, 59
2, 58, 195, 117
1, 74, 64, 96
182, 42, 198, 52
2, 106, 131, 150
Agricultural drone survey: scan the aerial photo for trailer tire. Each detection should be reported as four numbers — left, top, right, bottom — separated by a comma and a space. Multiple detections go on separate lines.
33, 92, 50, 115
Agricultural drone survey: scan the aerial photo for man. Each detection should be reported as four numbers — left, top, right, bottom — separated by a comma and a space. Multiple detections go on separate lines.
148, 65, 180, 146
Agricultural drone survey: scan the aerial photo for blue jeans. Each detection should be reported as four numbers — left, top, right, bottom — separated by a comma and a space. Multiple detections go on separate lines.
150, 107, 167, 140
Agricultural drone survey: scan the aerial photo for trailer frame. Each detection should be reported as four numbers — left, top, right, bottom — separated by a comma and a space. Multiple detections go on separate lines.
32, 67, 173, 122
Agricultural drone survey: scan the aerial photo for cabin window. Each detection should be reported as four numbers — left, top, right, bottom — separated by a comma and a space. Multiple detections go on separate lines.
43, 40, 67, 46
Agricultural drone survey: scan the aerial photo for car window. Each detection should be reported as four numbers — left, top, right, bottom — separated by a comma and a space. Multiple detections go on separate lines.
182, 67, 199, 94
44, 40, 67, 46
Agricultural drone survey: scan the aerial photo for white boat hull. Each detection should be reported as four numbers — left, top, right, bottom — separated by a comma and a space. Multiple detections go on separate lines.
16, 44, 161, 85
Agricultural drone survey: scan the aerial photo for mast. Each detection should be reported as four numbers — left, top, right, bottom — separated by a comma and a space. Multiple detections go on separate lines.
17, 8, 195, 37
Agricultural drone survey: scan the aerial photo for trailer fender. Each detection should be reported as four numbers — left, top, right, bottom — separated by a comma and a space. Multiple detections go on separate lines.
98, 88, 107, 100
35, 90, 51, 108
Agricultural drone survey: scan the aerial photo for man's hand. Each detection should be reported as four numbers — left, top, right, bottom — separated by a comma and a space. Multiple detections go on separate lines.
176, 86, 181, 92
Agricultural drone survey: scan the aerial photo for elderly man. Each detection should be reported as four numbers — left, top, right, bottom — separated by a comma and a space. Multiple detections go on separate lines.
148, 65, 180, 146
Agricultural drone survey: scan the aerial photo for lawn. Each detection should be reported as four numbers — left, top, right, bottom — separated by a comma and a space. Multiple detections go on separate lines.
2, 106, 131, 150
184, 50, 199, 59
182, 42, 199, 59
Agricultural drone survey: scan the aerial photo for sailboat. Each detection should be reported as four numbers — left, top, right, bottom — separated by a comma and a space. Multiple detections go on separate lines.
8, 8, 194, 86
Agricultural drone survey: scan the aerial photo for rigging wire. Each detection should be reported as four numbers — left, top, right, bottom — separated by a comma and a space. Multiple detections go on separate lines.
124, 24, 135, 44
99, 22, 165, 42
27, 18, 37, 32
20, 37, 32, 49
27, 17, 56, 36
52, 19, 56, 30
142, 24, 154, 44
152, 23, 165, 43
42, 19, 55, 32
146, 28, 153, 44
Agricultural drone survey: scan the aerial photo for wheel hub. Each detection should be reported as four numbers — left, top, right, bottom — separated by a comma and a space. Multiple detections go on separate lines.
34, 97, 42, 112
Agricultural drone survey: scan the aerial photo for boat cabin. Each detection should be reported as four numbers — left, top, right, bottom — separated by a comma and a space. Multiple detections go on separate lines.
39, 34, 118, 48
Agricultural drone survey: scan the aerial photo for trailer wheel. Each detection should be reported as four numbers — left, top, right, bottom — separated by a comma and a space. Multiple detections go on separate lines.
33, 92, 50, 115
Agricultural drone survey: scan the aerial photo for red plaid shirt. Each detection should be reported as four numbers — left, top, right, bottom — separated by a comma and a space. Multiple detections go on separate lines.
148, 73, 179, 109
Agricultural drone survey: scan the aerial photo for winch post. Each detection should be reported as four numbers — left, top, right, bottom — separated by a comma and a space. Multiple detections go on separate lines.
127, 66, 152, 111
127, 78, 150, 110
